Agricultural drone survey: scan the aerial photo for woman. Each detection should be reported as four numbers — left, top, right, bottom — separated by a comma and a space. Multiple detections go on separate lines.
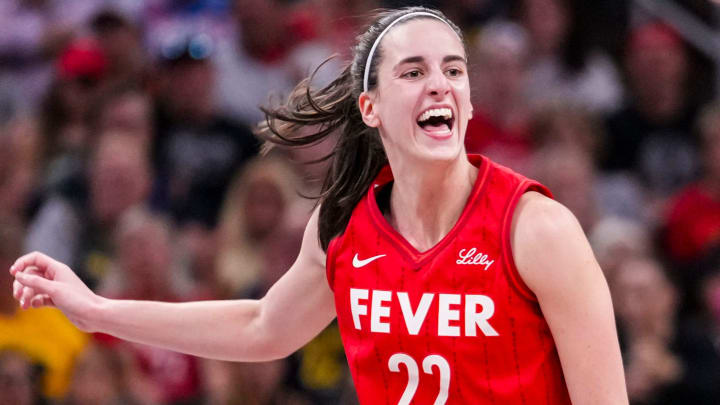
11, 7, 627, 404
215, 155, 305, 298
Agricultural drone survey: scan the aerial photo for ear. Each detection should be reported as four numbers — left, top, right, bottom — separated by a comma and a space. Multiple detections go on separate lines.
358, 92, 380, 128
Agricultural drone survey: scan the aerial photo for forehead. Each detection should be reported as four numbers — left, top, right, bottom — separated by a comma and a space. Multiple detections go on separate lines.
379, 18, 465, 64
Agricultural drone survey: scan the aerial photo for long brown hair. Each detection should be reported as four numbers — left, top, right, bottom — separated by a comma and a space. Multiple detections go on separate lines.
256, 6, 464, 251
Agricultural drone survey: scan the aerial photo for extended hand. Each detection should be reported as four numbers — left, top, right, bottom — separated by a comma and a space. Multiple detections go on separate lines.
10, 251, 102, 332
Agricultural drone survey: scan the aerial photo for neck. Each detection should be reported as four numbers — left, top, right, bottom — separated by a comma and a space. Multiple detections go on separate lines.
387, 154, 478, 252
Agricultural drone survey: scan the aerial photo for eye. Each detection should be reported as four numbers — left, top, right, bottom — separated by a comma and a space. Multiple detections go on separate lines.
402, 69, 422, 79
446, 68, 463, 77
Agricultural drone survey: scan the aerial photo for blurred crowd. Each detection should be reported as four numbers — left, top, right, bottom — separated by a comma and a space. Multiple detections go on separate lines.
1, 0, 720, 404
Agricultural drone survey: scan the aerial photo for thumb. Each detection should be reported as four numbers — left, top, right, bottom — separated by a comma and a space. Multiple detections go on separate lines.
16, 272, 57, 296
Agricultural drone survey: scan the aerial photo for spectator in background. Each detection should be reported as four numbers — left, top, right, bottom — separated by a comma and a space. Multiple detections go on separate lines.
214, 155, 352, 404
0, 217, 88, 400
0, 0, 112, 119
62, 340, 145, 405
589, 216, 652, 297
603, 22, 705, 204
101, 208, 187, 300
215, 156, 304, 298
38, 38, 109, 193
203, 358, 313, 405
671, 250, 720, 404
612, 256, 684, 405
464, 20, 534, 173
179, 222, 221, 301
664, 101, 720, 265
0, 350, 45, 405
437, 0, 513, 33
142, 0, 233, 58
89, 83, 154, 149
102, 208, 202, 405
531, 103, 648, 222
531, 103, 599, 155
516, 0, 623, 114
290, 321, 355, 405
89, 10, 148, 87
529, 106, 604, 230
26, 134, 152, 287
531, 145, 599, 230
213, 0, 339, 125
302, 0, 379, 60
0, 118, 42, 222
152, 35, 258, 229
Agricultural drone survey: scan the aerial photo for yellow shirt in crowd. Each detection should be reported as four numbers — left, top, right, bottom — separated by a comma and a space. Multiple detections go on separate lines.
0, 307, 88, 398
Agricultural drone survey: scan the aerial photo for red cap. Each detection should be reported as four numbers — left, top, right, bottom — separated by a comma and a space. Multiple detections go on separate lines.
57, 38, 108, 80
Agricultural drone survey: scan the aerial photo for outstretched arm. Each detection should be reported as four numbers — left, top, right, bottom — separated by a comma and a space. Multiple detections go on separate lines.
10, 208, 336, 362
512, 192, 628, 405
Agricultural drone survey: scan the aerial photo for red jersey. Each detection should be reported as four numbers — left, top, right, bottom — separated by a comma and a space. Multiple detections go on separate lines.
326, 155, 571, 405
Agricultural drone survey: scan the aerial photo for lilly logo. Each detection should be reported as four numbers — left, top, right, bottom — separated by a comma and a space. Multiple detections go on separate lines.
456, 248, 495, 271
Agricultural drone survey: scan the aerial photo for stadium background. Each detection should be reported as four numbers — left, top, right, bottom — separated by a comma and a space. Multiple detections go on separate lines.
1, 0, 720, 404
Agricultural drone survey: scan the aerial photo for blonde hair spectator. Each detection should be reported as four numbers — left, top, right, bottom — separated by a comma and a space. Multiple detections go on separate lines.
216, 155, 304, 296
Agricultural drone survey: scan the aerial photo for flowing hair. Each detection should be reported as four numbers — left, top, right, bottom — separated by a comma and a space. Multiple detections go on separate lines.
255, 6, 464, 251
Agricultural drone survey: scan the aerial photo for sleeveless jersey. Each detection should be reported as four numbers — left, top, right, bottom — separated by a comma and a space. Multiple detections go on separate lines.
326, 155, 571, 405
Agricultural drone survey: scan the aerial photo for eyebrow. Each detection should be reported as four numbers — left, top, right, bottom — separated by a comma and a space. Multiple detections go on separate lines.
394, 54, 467, 69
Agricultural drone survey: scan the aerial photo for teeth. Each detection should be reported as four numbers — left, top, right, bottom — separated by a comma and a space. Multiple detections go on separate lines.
418, 108, 452, 123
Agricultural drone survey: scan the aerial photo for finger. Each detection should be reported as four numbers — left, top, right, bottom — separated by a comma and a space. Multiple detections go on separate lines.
40, 294, 54, 307
13, 268, 46, 303
13, 280, 23, 300
12, 252, 55, 276
25, 266, 47, 279
20, 286, 36, 309
9, 263, 20, 276
15, 272, 56, 297
30, 294, 53, 308
30, 295, 43, 308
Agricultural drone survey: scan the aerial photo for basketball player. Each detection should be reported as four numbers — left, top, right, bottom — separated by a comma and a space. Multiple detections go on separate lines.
11, 7, 628, 404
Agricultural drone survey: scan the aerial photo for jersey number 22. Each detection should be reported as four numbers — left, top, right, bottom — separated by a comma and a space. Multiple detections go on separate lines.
388, 353, 450, 405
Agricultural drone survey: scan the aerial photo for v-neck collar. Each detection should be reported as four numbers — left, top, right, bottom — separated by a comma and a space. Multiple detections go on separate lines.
366, 154, 491, 268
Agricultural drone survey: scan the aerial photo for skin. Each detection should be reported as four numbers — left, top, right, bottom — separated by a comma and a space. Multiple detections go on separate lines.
10, 18, 627, 404
358, 19, 477, 250
512, 192, 628, 404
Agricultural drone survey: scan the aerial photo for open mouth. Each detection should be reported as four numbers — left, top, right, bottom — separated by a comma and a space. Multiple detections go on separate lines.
417, 107, 455, 134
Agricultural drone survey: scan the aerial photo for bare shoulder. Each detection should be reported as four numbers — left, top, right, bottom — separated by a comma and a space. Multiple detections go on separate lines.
510, 191, 598, 296
512, 191, 580, 241
509, 196, 627, 405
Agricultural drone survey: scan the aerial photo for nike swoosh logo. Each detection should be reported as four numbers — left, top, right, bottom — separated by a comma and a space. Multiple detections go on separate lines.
352, 254, 386, 268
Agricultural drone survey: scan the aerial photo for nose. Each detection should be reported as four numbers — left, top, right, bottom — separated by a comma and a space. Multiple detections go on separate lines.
426, 68, 450, 97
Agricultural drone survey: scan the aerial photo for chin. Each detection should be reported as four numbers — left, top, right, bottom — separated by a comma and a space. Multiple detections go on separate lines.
415, 142, 464, 163
413, 129, 464, 161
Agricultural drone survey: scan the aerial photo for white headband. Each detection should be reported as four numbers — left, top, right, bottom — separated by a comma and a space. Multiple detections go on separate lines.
362, 12, 456, 93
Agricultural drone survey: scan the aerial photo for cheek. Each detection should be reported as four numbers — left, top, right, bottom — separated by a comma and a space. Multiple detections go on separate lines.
378, 98, 416, 132
453, 82, 473, 116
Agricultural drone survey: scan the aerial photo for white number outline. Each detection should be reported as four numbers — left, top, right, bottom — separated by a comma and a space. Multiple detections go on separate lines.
388, 353, 451, 405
